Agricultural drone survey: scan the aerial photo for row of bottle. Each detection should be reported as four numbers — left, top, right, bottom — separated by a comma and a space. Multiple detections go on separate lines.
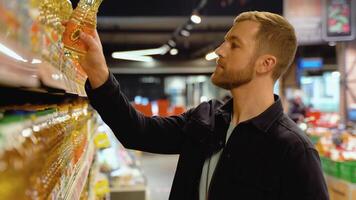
0, 0, 70, 58
0, 100, 99, 200
0, 0, 104, 92
0, 0, 103, 56
77, 152, 110, 200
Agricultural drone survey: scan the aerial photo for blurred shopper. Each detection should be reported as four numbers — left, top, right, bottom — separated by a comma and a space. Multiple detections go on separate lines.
288, 96, 307, 123
75, 11, 329, 200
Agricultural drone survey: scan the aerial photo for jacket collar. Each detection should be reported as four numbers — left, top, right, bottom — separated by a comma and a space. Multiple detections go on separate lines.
216, 94, 283, 132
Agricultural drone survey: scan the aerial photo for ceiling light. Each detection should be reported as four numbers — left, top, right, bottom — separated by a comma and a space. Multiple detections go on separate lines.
191, 14, 201, 24
186, 24, 193, 30
328, 41, 336, 46
205, 52, 218, 61
180, 30, 190, 37
112, 46, 168, 56
160, 44, 171, 54
168, 40, 176, 47
112, 53, 154, 62
170, 48, 178, 55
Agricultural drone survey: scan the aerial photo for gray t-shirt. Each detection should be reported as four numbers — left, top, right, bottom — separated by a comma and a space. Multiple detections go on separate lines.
199, 122, 236, 200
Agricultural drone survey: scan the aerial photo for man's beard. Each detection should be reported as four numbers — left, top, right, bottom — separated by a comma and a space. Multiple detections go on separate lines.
211, 61, 255, 90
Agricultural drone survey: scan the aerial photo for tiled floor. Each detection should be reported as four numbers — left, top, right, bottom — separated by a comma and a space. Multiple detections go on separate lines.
140, 153, 179, 200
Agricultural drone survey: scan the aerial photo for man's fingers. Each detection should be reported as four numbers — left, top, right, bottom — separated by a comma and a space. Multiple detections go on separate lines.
80, 32, 98, 50
93, 30, 102, 49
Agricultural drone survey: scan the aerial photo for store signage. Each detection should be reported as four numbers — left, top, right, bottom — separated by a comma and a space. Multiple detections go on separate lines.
298, 57, 324, 69
348, 108, 356, 121
322, 0, 356, 41
284, 0, 324, 45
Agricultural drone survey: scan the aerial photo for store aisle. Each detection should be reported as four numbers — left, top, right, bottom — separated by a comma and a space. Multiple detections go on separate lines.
140, 153, 179, 200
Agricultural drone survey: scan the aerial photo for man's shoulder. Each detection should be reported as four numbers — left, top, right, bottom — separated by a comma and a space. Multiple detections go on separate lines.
191, 99, 224, 115
187, 99, 225, 123
269, 114, 314, 152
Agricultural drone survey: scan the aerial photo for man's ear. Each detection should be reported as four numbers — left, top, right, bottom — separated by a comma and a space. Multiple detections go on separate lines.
256, 54, 277, 74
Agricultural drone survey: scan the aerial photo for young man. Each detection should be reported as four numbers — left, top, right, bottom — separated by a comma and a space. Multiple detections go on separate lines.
79, 11, 329, 200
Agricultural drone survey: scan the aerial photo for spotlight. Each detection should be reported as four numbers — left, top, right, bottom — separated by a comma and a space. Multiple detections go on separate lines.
205, 52, 218, 61
191, 14, 201, 24
168, 40, 176, 47
170, 48, 178, 55
180, 30, 190, 37
186, 24, 193, 30
328, 41, 336, 46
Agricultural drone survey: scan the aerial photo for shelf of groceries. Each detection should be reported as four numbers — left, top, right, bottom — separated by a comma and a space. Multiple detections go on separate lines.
0, 0, 147, 200
302, 111, 356, 200
0, 100, 96, 199
0, 0, 87, 96
0, 100, 147, 200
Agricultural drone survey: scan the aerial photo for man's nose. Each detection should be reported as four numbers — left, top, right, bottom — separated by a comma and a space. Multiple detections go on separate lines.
214, 43, 226, 58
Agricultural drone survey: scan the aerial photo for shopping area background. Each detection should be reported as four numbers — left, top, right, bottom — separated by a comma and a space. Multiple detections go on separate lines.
0, 0, 355, 200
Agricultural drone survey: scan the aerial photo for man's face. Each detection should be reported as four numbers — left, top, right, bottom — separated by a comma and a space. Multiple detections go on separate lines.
211, 20, 260, 90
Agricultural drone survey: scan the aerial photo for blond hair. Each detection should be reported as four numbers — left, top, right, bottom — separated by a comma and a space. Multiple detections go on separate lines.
234, 11, 297, 81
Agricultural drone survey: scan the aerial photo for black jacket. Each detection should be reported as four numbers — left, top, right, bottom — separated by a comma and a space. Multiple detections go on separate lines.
85, 72, 329, 200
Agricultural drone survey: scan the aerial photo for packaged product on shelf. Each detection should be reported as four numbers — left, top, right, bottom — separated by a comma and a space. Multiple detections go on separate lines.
95, 124, 146, 192
38, 0, 72, 34
0, 1, 21, 41
62, 0, 103, 60
59, 0, 74, 21
0, 115, 33, 200
18, 0, 33, 48
93, 173, 110, 198
0, 100, 98, 200
94, 132, 111, 149
1, 2, 33, 59
0, 0, 112, 197
0, 0, 89, 95
312, 125, 356, 185
316, 129, 356, 161
79, 149, 110, 200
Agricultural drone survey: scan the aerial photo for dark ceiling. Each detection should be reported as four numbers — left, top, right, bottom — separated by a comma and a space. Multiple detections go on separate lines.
70, 0, 283, 63
96, 0, 282, 16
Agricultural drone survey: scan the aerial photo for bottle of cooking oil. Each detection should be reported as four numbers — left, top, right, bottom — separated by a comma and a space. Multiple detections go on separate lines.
62, 0, 103, 59
59, 0, 73, 21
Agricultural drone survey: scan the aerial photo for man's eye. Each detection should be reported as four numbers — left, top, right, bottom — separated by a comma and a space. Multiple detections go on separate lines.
231, 43, 239, 48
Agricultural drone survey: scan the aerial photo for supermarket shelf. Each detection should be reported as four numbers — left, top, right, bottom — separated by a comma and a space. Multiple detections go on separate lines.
66, 141, 96, 200
55, 140, 96, 200
110, 185, 147, 200
50, 116, 98, 200
110, 184, 147, 192
0, 87, 81, 106
0, 33, 87, 97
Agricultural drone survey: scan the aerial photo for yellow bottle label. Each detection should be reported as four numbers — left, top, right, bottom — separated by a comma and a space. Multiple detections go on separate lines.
94, 179, 110, 196
94, 132, 110, 149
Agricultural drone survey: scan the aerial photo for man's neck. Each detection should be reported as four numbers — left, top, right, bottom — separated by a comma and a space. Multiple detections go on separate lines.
230, 81, 274, 125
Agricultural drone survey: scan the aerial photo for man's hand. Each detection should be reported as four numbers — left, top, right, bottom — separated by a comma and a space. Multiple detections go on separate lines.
79, 30, 109, 89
